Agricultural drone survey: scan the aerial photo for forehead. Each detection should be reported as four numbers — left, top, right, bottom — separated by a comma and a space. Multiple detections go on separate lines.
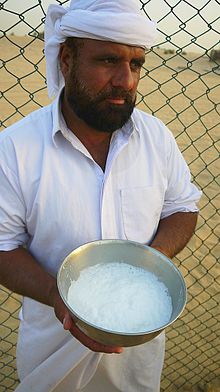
78, 38, 145, 59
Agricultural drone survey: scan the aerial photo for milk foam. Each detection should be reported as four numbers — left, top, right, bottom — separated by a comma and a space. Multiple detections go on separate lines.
67, 262, 173, 333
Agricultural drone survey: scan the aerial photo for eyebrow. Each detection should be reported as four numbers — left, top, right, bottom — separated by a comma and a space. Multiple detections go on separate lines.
93, 53, 145, 63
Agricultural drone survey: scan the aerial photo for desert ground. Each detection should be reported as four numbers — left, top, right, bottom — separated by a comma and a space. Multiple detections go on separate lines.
0, 36, 219, 391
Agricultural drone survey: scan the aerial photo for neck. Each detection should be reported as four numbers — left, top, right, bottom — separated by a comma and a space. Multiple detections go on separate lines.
61, 94, 112, 171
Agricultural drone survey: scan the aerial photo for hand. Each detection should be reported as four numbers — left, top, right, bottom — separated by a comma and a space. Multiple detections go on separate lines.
52, 288, 123, 354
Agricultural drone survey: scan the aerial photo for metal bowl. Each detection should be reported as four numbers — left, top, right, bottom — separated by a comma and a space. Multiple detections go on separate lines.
57, 239, 186, 347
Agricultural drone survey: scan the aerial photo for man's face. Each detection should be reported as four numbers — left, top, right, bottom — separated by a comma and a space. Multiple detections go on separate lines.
61, 39, 145, 133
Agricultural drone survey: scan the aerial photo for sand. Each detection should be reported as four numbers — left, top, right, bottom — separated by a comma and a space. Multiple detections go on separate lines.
0, 36, 219, 391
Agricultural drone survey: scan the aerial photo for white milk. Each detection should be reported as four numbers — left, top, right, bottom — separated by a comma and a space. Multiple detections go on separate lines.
67, 262, 173, 333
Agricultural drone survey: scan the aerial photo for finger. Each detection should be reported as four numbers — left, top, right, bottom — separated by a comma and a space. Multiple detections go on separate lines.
63, 311, 73, 330
69, 322, 123, 354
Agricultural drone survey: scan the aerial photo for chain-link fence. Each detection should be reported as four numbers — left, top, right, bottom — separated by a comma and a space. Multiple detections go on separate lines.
0, 0, 219, 391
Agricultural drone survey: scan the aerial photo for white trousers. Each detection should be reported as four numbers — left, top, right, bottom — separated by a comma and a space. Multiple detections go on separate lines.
51, 332, 165, 392
16, 299, 165, 392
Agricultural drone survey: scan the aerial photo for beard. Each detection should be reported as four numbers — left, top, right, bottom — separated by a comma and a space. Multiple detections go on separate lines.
65, 68, 136, 133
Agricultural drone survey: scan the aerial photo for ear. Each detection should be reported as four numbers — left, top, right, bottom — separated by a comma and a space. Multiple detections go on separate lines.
59, 43, 72, 79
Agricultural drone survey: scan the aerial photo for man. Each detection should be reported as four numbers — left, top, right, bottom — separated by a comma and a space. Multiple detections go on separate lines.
0, 0, 201, 391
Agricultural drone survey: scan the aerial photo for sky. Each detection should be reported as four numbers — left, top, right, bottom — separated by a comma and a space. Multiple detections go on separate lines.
0, 0, 219, 53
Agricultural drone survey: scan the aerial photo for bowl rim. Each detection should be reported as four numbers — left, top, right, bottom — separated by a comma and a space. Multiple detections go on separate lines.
57, 239, 187, 336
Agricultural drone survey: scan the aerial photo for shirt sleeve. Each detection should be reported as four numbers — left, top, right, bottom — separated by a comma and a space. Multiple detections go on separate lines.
161, 129, 202, 219
0, 152, 28, 251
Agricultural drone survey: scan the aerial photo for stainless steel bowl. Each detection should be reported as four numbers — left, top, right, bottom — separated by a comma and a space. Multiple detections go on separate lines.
57, 239, 187, 347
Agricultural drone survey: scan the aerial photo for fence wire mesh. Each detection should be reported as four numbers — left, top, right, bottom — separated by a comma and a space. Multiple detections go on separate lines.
0, 0, 219, 391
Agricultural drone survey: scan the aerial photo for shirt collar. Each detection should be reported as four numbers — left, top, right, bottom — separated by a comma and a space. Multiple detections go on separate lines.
51, 89, 67, 147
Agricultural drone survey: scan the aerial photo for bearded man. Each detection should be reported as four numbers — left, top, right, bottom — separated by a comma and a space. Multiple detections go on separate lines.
0, 1, 201, 391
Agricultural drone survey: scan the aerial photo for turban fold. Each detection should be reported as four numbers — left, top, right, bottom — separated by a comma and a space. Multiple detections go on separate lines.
45, 0, 157, 98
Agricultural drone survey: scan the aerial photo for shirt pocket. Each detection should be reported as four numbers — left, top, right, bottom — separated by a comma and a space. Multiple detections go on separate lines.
120, 187, 163, 244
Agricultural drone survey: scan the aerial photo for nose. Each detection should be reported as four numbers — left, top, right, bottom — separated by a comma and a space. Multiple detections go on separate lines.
111, 63, 135, 91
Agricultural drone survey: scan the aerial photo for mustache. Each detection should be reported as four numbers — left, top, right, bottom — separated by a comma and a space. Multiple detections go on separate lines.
96, 88, 134, 103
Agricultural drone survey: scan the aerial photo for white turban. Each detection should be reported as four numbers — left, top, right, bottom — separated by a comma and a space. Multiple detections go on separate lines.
45, 0, 157, 98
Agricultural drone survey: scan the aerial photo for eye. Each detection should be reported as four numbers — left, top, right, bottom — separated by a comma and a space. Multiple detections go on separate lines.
102, 57, 118, 65
130, 59, 144, 71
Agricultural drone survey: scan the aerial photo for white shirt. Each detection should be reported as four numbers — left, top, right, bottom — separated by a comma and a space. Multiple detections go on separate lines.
0, 93, 201, 391
0, 94, 201, 265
